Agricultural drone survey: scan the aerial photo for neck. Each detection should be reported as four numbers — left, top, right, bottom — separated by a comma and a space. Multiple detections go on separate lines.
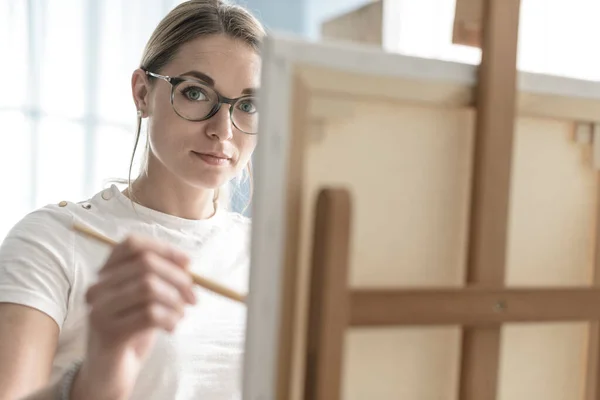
126, 155, 217, 221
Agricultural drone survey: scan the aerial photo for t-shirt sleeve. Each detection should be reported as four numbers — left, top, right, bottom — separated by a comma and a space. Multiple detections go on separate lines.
0, 205, 75, 329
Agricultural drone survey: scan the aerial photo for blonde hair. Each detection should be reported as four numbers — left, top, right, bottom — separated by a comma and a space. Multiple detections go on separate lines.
129, 0, 265, 212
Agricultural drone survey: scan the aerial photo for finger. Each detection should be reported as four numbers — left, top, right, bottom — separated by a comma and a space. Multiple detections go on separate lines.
87, 252, 196, 305
102, 234, 190, 272
92, 274, 187, 319
133, 251, 196, 305
86, 267, 141, 305
112, 303, 184, 336
89, 301, 184, 338
91, 259, 148, 295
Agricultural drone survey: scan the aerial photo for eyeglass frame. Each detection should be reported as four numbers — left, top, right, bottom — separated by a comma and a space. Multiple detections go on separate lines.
143, 69, 258, 135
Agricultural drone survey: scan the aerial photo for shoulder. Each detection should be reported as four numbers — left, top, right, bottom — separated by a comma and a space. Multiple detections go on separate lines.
0, 194, 108, 273
4, 193, 113, 236
2, 201, 76, 245
0, 193, 111, 283
0, 200, 83, 328
0, 199, 88, 276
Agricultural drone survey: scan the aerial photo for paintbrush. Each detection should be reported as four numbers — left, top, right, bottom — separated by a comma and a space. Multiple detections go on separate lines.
72, 222, 246, 304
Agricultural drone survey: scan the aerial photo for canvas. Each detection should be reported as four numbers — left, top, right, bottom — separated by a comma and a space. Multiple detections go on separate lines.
243, 32, 600, 400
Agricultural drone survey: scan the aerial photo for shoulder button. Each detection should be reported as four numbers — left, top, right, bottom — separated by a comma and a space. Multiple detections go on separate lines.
58, 201, 68, 207
101, 189, 113, 201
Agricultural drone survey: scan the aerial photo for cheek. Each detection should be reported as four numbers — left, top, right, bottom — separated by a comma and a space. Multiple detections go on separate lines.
235, 135, 257, 165
147, 114, 191, 158
147, 94, 195, 151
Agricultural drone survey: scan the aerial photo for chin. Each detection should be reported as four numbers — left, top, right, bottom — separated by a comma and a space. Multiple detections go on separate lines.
183, 172, 233, 190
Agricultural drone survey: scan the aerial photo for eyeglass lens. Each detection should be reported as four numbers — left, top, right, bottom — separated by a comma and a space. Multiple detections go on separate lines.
173, 80, 259, 134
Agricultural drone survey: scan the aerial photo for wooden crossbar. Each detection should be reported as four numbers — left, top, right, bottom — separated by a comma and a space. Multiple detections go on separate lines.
304, 187, 600, 400
350, 288, 600, 326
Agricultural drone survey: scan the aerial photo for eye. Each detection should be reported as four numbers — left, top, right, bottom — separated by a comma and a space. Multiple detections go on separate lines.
181, 86, 208, 101
237, 98, 257, 114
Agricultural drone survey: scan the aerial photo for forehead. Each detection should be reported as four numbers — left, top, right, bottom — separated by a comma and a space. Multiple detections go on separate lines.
166, 34, 261, 94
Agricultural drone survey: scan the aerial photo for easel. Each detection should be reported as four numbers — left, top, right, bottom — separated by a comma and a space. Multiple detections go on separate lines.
303, 1, 600, 399
304, 187, 600, 399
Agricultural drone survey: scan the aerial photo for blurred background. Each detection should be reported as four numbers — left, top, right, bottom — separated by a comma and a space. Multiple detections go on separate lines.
1, 0, 600, 240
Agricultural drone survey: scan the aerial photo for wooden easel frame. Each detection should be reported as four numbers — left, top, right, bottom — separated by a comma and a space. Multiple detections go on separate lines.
460, 1, 520, 397
243, 2, 600, 399
302, 1, 600, 399
303, 188, 600, 399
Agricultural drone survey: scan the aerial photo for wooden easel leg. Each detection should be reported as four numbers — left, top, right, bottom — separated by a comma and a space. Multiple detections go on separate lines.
585, 175, 600, 400
304, 188, 352, 400
586, 323, 600, 400
459, 1, 521, 399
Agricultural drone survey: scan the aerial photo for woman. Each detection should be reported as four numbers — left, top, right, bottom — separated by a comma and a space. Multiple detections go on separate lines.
0, 1, 264, 399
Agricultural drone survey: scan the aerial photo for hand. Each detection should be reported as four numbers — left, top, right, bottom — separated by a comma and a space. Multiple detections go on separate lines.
72, 235, 196, 400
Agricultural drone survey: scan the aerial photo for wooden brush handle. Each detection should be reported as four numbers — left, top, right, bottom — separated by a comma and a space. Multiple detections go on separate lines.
191, 273, 246, 303
72, 222, 246, 304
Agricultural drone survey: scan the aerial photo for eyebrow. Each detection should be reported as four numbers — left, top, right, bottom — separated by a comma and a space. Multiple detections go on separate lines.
180, 70, 257, 96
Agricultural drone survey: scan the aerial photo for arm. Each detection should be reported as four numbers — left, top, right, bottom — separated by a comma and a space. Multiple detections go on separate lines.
1, 306, 95, 400
0, 205, 195, 400
0, 304, 59, 400
11, 233, 197, 400
0, 207, 75, 400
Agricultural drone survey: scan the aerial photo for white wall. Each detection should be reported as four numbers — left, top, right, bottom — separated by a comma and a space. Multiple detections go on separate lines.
240, 0, 372, 38
240, 0, 306, 35
306, 0, 373, 38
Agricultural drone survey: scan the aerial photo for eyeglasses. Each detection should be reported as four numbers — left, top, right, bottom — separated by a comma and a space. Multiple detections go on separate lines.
144, 70, 259, 135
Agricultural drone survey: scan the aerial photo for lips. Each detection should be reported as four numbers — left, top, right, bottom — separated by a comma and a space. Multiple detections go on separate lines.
205, 152, 232, 159
192, 151, 232, 166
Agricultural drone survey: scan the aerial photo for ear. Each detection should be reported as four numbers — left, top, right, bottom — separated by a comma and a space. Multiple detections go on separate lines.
131, 68, 150, 117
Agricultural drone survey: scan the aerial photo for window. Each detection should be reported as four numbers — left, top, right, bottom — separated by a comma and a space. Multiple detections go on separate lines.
0, 0, 222, 239
383, 0, 600, 81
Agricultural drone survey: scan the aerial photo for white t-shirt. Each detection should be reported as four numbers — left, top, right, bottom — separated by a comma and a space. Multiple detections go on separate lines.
0, 184, 251, 399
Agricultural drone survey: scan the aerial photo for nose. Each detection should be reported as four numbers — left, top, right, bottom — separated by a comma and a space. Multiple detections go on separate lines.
205, 105, 234, 141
